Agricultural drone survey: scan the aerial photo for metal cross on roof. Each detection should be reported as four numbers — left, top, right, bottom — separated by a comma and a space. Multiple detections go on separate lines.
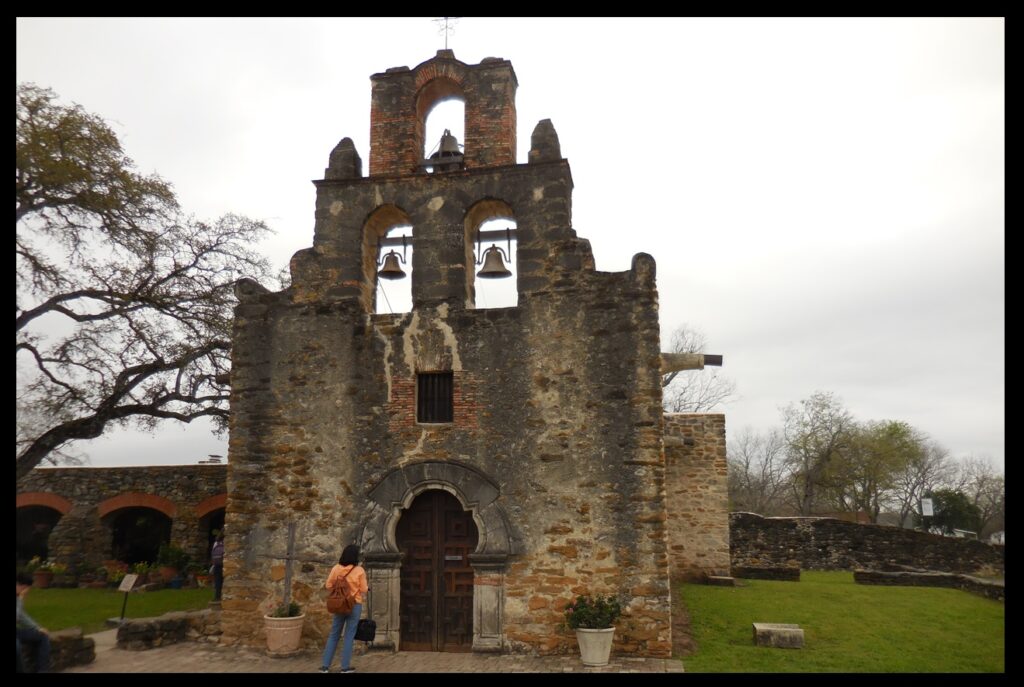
434, 17, 460, 50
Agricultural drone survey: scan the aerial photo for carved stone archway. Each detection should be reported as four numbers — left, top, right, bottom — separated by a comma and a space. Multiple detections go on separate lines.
360, 461, 518, 653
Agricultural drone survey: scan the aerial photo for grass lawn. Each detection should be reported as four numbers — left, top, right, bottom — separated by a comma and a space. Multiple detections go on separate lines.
679, 571, 1004, 672
23, 587, 214, 636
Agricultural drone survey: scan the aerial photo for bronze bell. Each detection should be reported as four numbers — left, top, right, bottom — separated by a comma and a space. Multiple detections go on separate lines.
477, 245, 512, 279
438, 129, 460, 157
377, 251, 407, 280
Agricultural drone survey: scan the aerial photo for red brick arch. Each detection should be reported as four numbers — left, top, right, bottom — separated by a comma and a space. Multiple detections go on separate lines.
195, 493, 227, 519
97, 492, 177, 519
17, 492, 73, 515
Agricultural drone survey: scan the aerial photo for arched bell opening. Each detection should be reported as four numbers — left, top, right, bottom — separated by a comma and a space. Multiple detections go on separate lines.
362, 205, 414, 314
463, 199, 518, 309
416, 77, 465, 174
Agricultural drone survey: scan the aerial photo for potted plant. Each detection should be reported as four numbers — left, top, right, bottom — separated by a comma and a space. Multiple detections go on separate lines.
563, 593, 622, 667
156, 543, 190, 583
264, 601, 305, 656
189, 562, 212, 588
28, 557, 55, 588
49, 562, 71, 587
131, 561, 154, 585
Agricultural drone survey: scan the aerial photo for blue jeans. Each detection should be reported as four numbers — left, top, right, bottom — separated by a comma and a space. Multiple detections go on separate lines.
321, 603, 361, 671
16, 626, 51, 673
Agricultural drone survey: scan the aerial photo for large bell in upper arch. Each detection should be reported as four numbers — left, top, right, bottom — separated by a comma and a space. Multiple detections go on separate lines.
476, 245, 512, 279
377, 251, 407, 280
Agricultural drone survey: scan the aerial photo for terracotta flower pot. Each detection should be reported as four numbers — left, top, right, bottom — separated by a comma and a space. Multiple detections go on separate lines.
264, 614, 305, 656
32, 570, 54, 589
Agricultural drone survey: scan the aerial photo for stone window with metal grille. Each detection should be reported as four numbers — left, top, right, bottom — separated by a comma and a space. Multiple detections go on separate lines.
416, 372, 453, 423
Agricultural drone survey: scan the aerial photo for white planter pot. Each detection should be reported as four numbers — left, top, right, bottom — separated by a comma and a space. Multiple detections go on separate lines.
575, 627, 615, 667
264, 614, 305, 656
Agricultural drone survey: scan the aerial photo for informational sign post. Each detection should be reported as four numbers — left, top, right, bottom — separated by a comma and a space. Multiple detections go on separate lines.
921, 498, 934, 517
118, 573, 139, 623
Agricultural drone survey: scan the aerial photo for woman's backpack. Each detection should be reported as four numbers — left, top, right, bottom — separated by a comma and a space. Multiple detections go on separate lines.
326, 567, 356, 615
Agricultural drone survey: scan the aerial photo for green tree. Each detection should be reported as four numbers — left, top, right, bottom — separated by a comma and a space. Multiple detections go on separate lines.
781, 391, 855, 515
821, 420, 926, 523
925, 488, 982, 535
16, 83, 273, 478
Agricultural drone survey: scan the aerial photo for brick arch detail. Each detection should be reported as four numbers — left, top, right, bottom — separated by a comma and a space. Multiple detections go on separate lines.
97, 492, 177, 519
414, 61, 467, 92
195, 493, 227, 519
17, 492, 73, 515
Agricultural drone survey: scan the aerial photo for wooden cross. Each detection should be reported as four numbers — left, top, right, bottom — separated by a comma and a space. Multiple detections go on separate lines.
256, 522, 327, 607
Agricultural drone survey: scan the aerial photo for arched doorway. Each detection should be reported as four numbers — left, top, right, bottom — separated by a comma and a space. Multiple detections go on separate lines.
107, 507, 172, 564
396, 489, 478, 652
16, 506, 62, 565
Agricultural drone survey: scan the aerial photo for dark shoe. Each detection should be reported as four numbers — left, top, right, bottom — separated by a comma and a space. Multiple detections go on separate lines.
319, 666, 330, 673
340, 667, 356, 673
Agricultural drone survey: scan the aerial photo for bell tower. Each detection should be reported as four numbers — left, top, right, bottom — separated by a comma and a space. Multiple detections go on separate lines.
294, 49, 585, 314
228, 50, 673, 659
369, 49, 518, 176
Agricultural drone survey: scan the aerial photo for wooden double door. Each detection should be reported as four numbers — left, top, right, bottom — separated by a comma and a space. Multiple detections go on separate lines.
396, 490, 478, 652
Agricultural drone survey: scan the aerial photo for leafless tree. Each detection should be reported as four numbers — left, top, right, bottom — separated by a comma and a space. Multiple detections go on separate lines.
727, 427, 790, 515
889, 439, 957, 528
955, 455, 1005, 538
661, 324, 737, 413
16, 83, 273, 478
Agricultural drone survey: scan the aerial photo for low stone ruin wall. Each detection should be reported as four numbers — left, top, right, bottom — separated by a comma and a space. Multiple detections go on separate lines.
854, 569, 1005, 602
117, 608, 221, 650
20, 627, 95, 672
732, 565, 800, 581
730, 512, 1004, 575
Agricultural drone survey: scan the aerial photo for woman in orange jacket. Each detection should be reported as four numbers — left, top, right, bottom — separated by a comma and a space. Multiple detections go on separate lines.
320, 544, 368, 673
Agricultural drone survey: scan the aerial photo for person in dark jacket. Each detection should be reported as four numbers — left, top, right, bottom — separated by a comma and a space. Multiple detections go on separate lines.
17, 572, 50, 673
211, 532, 225, 602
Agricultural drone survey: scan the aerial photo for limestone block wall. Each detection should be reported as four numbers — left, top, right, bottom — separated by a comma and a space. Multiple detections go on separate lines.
224, 256, 672, 657
663, 414, 729, 581
730, 512, 1005, 575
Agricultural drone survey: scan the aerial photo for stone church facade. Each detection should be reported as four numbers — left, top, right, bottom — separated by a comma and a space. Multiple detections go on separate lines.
197, 51, 728, 656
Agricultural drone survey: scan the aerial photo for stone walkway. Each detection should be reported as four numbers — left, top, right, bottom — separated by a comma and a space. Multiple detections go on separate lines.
64, 630, 685, 673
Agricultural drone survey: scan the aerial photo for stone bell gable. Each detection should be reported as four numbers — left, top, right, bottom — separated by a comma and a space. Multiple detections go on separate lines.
221, 50, 699, 658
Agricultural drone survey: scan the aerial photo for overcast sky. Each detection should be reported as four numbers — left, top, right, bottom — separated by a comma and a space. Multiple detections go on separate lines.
16, 17, 1004, 471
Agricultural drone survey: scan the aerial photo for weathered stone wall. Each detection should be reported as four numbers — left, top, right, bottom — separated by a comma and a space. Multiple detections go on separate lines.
223, 51, 671, 658
663, 414, 729, 581
730, 512, 1005, 575
17, 466, 227, 573
116, 608, 223, 650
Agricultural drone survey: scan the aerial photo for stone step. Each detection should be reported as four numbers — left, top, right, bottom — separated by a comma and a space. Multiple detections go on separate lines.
752, 622, 804, 648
